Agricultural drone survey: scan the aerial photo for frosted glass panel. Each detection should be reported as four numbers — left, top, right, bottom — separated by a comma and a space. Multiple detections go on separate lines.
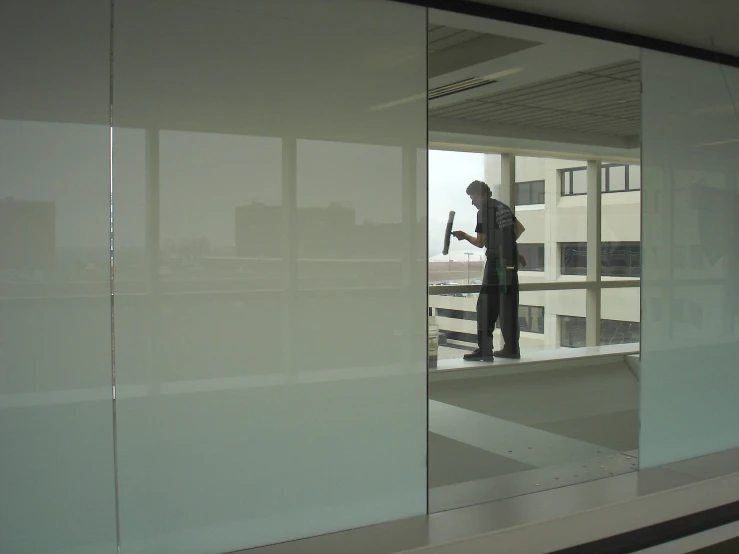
111, 1, 427, 552
640, 50, 739, 468
0, 2, 117, 553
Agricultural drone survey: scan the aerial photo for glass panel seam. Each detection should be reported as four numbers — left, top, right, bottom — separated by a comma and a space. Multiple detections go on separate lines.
108, 0, 122, 552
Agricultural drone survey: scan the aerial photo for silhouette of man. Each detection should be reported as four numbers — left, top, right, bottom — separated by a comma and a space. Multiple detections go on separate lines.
452, 181, 525, 361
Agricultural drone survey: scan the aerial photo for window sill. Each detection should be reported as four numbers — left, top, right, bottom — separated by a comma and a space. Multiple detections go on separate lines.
431, 343, 639, 381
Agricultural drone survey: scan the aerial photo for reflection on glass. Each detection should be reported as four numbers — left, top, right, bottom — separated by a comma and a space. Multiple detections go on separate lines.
111, 0, 427, 551
0, 119, 118, 552
0, 3, 118, 549
640, 50, 739, 468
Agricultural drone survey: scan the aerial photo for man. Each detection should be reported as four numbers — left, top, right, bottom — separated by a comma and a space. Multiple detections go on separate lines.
452, 180, 525, 361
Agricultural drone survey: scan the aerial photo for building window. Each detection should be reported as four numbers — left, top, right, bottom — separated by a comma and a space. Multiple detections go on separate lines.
436, 305, 544, 343
516, 180, 545, 206
559, 316, 640, 347
441, 330, 479, 344
518, 243, 545, 271
436, 308, 475, 321
603, 242, 641, 277
520, 305, 545, 334
560, 242, 641, 277
561, 165, 641, 196
608, 165, 627, 192
560, 242, 588, 275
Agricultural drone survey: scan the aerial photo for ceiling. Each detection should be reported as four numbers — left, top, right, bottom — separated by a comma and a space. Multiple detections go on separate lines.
428, 24, 539, 78
430, 60, 640, 137
0, 0, 648, 160
470, 0, 739, 59
427, 14, 641, 160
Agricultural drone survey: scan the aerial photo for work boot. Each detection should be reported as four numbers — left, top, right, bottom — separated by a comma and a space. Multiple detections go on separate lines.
464, 333, 494, 361
494, 347, 521, 359
463, 348, 494, 362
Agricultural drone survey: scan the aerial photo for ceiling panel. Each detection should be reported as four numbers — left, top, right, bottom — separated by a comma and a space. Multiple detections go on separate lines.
430, 61, 641, 137
428, 25, 487, 53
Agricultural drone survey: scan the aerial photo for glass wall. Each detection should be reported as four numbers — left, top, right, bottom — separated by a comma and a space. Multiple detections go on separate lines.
640, 50, 739, 468
1, 0, 428, 553
110, 1, 428, 552
0, 2, 118, 553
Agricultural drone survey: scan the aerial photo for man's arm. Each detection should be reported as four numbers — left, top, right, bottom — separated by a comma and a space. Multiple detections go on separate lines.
452, 230, 485, 248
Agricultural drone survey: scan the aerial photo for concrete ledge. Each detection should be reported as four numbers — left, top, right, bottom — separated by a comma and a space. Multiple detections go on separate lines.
431, 344, 639, 381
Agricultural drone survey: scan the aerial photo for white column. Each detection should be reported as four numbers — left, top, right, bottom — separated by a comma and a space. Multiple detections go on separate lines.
282, 137, 297, 379
544, 161, 558, 348
497, 153, 516, 351
483, 153, 501, 199
145, 129, 160, 291
144, 129, 162, 392
500, 153, 516, 211
586, 160, 602, 346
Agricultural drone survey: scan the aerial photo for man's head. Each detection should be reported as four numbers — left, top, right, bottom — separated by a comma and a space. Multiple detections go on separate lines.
466, 180, 492, 209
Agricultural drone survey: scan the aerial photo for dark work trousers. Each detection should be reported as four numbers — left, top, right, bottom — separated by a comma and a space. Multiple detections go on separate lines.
477, 258, 520, 353
498, 268, 520, 353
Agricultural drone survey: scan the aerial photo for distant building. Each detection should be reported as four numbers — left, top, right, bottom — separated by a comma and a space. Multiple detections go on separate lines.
235, 203, 282, 258
236, 202, 382, 259
0, 198, 55, 270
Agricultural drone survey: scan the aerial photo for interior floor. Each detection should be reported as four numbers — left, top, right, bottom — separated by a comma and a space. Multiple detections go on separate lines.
428, 361, 639, 510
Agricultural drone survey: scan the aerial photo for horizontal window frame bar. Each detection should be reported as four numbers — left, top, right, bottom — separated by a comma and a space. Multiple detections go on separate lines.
429, 279, 640, 295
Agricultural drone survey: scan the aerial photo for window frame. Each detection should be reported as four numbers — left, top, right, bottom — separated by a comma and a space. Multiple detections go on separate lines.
560, 241, 641, 277
559, 315, 641, 347
516, 179, 546, 206
518, 243, 545, 272
561, 164, 641, 196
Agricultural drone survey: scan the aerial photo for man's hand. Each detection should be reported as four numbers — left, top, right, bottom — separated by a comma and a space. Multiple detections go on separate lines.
519, 254, 527, 268
451, 231, 466, 241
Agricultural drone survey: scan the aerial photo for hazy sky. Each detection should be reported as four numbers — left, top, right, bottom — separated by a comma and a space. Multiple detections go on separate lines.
428, 150, 490, 260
